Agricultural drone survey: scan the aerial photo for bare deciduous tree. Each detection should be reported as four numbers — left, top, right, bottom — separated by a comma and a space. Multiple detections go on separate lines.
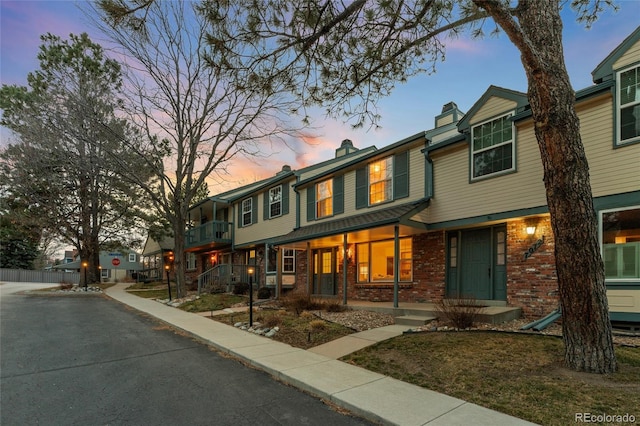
94, 1, 304, 297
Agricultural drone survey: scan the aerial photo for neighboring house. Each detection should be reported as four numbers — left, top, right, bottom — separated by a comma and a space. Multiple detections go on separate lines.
54, 250, 142, 283
140, 235, 175, 283
178, 27, 640, 322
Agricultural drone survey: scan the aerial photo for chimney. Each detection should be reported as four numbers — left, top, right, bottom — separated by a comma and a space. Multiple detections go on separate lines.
276, 164, 292, 175
335, 139, 358, 158
435, 102, 463, 128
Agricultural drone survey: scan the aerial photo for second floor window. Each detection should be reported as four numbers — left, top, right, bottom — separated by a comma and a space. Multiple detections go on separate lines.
369, 157, 393, 205
242, 198, 252, 227
618, 65, 640, 145
471, 114, 515, 179
316, 179, 333, 218
269, 185, 282, 218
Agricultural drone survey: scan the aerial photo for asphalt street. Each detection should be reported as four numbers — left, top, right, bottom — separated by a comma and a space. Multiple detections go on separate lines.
0, 283, 371, 425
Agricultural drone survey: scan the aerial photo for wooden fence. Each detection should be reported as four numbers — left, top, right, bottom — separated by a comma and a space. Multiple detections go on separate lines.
0, 269, 80, 284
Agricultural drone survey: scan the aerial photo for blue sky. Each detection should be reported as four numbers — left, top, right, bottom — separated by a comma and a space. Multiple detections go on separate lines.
1, 1, 640, 187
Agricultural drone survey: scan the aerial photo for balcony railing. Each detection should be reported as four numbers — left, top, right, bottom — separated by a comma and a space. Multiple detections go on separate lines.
185, 221, 232, 249
197, 264, 262, 294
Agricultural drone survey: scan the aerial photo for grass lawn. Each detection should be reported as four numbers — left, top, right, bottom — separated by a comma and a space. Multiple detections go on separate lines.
179, 293, 246, 312
126, 283, 247, 312
342, 331, 640, 426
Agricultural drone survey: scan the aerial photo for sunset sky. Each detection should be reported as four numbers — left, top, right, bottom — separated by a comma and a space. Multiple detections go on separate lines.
2, 1, 640, 191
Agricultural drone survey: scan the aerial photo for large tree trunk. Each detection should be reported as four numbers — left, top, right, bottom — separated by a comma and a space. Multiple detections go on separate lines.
172, 217, 187, 299
478, 0, 616, 373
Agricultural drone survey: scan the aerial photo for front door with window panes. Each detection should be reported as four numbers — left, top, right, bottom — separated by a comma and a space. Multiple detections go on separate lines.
312, 248, 335, 295
447, 226, 507, 300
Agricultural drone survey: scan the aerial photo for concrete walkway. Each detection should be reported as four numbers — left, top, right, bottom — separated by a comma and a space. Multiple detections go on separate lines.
105, 284, 536, 425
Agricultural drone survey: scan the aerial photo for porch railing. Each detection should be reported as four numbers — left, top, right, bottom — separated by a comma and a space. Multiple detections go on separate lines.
137, 267, 163, 282
185, 220, 232, 249
197, 264, 261, 295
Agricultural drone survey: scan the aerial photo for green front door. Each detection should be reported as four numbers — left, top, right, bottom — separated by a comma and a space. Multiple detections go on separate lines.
448, 226, 507, 301
460, 228, 492, 299
312, 248, 336, 295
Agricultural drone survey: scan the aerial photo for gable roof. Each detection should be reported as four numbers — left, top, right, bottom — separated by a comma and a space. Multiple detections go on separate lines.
592, 26, 640, 83
294, 131, 427, 190
457, 85, 528, 133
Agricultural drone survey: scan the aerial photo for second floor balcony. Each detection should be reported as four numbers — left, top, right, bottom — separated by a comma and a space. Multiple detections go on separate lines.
185, 220, 232, 249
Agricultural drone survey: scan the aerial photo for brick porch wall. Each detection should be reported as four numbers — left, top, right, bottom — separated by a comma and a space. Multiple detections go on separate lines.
284, 219, 560, 320
329, 232, 447, 303
506, 217, 559, 318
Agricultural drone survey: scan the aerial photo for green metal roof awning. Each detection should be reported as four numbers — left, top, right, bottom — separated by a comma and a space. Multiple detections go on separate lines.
273, 199, 431, 248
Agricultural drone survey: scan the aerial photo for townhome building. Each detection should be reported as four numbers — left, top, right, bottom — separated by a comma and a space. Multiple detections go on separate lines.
178, 26, 640, 322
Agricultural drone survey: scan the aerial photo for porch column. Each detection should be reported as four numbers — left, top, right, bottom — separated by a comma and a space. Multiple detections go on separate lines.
276, 246, 283, 299
342, 232, 348, 305
394, 225, 400, 308
306, 242, 311, 295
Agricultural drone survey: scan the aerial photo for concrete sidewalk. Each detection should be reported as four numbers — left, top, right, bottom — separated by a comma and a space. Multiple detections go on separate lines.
105, 284, 536, 425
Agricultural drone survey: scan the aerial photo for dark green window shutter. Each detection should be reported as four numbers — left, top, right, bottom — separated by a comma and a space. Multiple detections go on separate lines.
394, 151, 409, 200
282, 182, 290, 215
237, 202, 242, 228
263, 190, 269, 221
306, 186, 316, 222
333, 175, 344, 215
355, 167, 368, 209
252, 195, 258, 224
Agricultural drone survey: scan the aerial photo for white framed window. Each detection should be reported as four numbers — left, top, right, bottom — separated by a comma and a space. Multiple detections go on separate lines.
242, 198, 252, 227
617, 65, 640, 145
128, 253, 136, 263
471, 114, 515, 179
282, 249, 295, 273
186, 252, 196, 271
600, 206, 640, 280
316, 179, 333, 218
369, 157, 393, 205
269, 185, 282, 218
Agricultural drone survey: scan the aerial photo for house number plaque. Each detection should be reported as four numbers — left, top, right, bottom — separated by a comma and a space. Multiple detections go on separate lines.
523, 236, 545, 260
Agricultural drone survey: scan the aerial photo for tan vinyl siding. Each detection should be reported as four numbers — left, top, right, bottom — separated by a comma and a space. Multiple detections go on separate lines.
300, 147, 426, 226
430, 127, 461, 145
428, 122, 546, 224
468, 97, 517, 125
436, 114, 453, 127
581, 94, 640, 197
607, 289, 640, 314
613, 38, 640, 70
428, 93, 639, 224
234, 183, 297, 245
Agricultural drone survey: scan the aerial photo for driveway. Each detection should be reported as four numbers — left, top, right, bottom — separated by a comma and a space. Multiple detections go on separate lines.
0, 283, 370, 425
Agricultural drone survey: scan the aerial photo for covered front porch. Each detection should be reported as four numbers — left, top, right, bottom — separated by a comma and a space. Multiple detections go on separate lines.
273, 200, 433, 307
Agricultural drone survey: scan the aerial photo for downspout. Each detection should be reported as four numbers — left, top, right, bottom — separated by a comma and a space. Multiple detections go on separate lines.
276, 246, 283, 299
425, 150, 434, 199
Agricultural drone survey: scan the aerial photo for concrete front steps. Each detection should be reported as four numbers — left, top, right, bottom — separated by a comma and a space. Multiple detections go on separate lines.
348, 301, 522, 326
394, 314, 437, 327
